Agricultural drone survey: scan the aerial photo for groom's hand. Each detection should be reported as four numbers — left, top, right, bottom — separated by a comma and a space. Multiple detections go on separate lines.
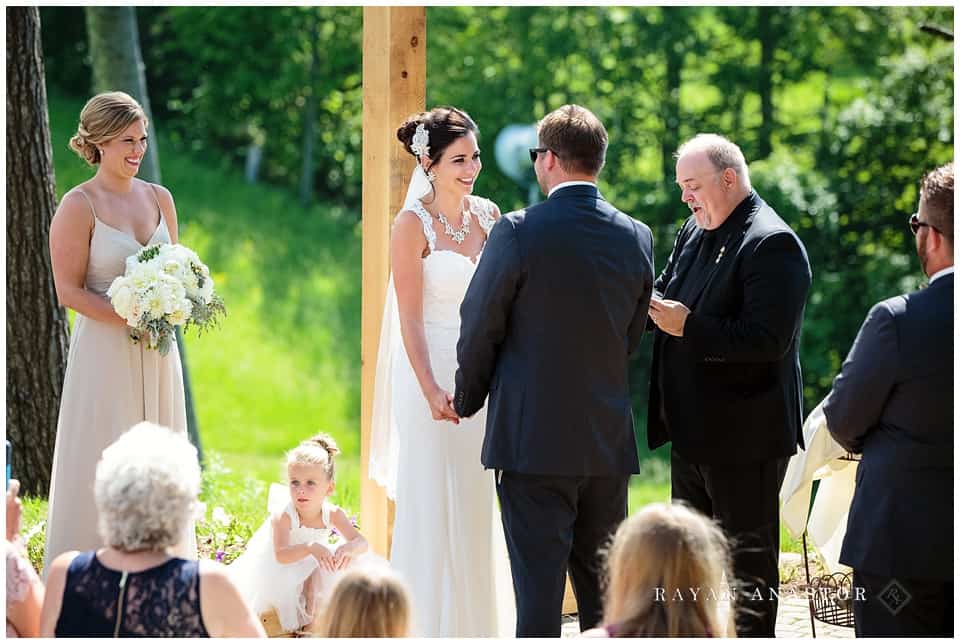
649, 297, 690, 337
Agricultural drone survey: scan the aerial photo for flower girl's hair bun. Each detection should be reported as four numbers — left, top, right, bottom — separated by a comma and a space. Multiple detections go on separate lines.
286, 432, 340, 480
396, 106, 479, 167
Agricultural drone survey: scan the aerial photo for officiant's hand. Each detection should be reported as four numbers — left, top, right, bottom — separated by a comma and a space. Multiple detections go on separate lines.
649, 297, 690, 337
425, 384, 460, 424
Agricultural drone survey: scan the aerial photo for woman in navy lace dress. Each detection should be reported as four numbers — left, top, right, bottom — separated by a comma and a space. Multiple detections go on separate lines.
39, 423, 264, 637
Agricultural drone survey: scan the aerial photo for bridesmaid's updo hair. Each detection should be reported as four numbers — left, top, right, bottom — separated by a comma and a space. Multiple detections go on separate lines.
286, 432, 341, 481
396, 106, 478, 171
69, 91, 147, 166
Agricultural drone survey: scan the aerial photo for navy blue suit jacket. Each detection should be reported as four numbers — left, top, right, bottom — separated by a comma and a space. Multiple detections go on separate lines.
454, 184, 654, 475
824, 272, 953, 581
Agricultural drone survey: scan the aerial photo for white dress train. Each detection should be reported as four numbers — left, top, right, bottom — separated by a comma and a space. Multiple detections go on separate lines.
370, 191, 516, 637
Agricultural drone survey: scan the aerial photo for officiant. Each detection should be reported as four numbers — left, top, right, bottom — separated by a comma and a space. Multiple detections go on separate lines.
646, 134, 811, 637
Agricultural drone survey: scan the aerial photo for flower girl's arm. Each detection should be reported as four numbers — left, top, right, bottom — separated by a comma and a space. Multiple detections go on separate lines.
271, 512, 315, 564
330, 508, 367, 555
49, 191, 127, 325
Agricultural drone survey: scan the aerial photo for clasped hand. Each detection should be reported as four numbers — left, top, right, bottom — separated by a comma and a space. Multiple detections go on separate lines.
649, 296, 690, 337
425, 384, 460, 424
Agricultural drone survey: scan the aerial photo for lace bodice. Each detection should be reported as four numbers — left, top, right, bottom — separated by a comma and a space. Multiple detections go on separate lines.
407, 195, 497, 253
54, 550, 209, 637
406, 195, 498, 328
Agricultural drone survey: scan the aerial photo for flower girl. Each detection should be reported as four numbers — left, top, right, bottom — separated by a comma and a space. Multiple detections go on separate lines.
229, 433, 373, 635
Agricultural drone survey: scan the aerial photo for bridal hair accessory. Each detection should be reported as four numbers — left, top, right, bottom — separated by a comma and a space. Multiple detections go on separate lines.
411, 123, 430, 158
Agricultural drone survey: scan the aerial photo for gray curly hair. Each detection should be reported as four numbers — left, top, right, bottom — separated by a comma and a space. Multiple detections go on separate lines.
94, 422, 200, 552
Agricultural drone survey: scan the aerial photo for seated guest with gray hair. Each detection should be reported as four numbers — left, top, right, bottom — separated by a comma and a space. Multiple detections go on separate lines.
39, 422, 265, 637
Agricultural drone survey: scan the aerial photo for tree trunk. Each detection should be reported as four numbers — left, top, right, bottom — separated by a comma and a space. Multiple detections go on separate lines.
85, 6, 202, 462
6, 6, 71, 496
299, 11, 321, 206
756, 7, 776, 160
85, 7, 161, 183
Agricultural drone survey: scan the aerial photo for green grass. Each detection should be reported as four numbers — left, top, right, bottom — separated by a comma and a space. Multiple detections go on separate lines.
24, 87, 797, 575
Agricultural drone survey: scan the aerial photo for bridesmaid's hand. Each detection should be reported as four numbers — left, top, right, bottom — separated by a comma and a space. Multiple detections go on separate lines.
424, 384, 459, 424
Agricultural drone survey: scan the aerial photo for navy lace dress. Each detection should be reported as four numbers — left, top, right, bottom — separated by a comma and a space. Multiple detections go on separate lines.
54, 551, 209, 637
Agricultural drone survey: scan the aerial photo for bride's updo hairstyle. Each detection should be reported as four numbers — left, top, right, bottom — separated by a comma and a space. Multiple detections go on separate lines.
397, 106, 478, 202
286, 432, 341, 481
69, 91, 147, 166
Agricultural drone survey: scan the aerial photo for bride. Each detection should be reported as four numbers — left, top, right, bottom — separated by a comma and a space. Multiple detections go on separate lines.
369, 106, 515, 636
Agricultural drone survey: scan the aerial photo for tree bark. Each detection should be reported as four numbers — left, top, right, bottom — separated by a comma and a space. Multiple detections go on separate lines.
299, 11, 321, 206
757, 7, 776, 160
6, 6, 71, 496
85, 6, 202, 461
85, 7, 161, 183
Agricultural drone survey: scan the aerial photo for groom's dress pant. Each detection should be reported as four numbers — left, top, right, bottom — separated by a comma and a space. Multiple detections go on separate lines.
671, 448, 788, 638
496, 472, 628, 637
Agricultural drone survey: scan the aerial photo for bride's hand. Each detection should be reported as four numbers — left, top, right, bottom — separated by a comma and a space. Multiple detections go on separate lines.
424, 384, 460, 424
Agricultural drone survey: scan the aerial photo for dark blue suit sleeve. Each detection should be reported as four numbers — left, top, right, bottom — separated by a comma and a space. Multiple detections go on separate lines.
454, 216, 522, 417
683, 232, 811, 361
823, 301, 899, 453
627, 225, 655, 355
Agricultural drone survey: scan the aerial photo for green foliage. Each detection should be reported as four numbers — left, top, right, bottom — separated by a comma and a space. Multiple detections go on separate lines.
34, 7, 951, 565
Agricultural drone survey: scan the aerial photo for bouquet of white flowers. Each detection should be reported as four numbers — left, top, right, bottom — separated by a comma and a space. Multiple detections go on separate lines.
107, 243, 226, 355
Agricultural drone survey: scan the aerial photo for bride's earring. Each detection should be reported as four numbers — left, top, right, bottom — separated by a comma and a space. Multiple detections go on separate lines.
427, 170, 437, 183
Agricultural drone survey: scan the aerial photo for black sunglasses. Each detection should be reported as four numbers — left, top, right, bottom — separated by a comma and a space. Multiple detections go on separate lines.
528, 147, 555, 164
909, 212, 941, 236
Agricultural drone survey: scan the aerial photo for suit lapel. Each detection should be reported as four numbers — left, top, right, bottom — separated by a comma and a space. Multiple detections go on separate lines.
664, 224, 700, 300
685, 209, 755, 311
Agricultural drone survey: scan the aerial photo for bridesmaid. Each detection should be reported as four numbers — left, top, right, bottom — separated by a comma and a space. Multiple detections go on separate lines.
45, 91, 194, 574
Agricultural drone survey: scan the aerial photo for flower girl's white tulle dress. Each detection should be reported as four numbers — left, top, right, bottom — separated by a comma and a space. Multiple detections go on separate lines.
228, 484, 384, 633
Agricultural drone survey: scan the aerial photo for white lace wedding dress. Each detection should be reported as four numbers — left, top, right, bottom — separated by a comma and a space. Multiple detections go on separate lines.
370, 192, 516, 637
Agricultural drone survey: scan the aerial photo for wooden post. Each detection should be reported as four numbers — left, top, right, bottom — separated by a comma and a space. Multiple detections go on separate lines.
360, 6, 426, 558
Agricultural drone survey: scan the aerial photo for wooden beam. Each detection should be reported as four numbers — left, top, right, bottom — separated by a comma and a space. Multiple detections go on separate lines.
360, 6, 426, 558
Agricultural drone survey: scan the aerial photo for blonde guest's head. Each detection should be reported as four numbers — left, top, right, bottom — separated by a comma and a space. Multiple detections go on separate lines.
94, 422, 200, 552
318, 567, 412, 637
600, 502, 734, 637
69, 91, 147, 166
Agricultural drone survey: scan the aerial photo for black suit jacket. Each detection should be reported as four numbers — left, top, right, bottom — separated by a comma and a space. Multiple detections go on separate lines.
824, 272, 953, 581
454, 184, 654, 475
647, 191, 812, 465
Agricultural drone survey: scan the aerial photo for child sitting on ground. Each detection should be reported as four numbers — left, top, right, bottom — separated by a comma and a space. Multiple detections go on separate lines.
229, 433, 374, 635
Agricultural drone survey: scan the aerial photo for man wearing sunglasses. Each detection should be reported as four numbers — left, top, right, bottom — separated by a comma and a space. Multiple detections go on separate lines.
454, 105, 654, 636
824, 162, 953, 637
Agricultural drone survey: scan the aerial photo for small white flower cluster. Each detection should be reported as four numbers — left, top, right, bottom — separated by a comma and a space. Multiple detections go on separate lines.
107, 243, 224, 355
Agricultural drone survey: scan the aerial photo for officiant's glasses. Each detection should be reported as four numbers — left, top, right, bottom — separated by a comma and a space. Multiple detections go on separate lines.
909, 212, 941, 236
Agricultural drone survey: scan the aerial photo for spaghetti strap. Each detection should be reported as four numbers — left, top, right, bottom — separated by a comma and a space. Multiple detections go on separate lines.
74, 188, 99, 222
148, 183, 163, 212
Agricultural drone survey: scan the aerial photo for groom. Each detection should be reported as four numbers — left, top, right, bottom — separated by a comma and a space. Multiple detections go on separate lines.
453, 105, 654, 636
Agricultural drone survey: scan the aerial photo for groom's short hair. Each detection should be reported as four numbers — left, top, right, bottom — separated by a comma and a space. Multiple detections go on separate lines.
538, 105, 607, 176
